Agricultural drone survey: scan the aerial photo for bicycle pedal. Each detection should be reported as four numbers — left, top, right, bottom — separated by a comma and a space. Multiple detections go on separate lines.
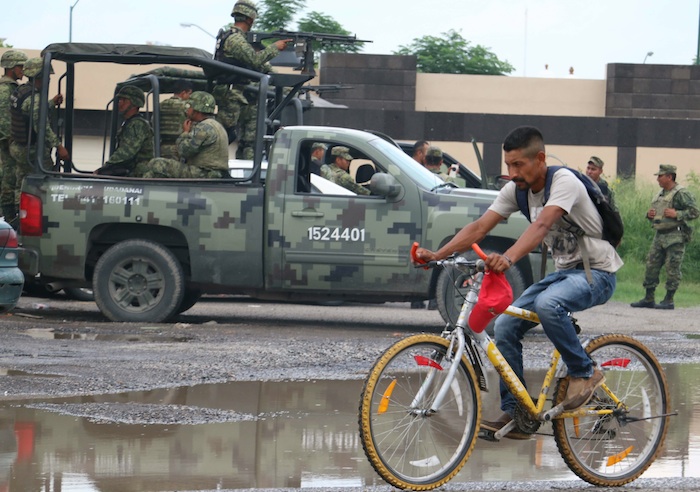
478, 429, 499, 442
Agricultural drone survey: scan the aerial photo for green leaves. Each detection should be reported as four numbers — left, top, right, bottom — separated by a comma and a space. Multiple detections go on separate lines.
256, 0, 306, 31
395, 29, 514, 75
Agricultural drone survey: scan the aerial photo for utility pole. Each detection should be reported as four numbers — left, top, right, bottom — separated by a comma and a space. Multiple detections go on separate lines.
69, 0, 80, 42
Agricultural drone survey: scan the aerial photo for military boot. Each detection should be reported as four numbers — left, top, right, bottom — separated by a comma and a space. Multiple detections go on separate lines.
630, 289, 655, 308
655, 291, 675, 310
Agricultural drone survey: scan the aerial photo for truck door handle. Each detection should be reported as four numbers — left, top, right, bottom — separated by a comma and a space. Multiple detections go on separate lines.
291, 211, 324, 218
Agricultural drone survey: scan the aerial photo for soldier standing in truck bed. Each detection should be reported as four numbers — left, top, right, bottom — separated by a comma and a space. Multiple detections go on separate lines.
212, 0, 290, 156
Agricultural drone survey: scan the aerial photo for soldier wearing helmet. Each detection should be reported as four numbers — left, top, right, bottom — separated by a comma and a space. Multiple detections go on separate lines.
7, 57, 69, 222
0, 50, 28, 220
97, 85, 154, 176
211, 0, 291, 156
141, 91, 229, 179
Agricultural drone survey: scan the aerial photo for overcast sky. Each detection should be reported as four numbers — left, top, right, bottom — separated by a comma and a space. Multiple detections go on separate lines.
2, 0, 698, 79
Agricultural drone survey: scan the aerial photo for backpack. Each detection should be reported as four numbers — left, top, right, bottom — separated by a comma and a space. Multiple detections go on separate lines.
515, 166, 624, 247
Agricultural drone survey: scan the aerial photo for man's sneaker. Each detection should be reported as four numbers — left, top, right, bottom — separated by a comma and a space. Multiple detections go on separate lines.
427, 299, 438, 310
630, 298, 655, 308
479, 413, 531, 440
654, 300, 674, 310
562, 369, 605, 410
410, 301, 426, 309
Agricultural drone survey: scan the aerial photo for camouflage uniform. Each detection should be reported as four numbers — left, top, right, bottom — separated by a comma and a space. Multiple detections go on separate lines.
0, 75, 21, 214
159, 95, 188, 159
320, 147, 370, 195
633, 164, 699, 309
426, 146, 465, 187
213, 24, 280, 158
104, 115, 154, 176
141, 92, 229, 179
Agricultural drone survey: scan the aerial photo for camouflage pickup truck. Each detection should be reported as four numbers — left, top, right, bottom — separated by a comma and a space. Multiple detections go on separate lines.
18, 43, 542, 323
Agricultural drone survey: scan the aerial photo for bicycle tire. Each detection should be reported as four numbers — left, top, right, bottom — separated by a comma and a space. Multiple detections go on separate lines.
358, 334, 481, 490
552, 334, 670, 486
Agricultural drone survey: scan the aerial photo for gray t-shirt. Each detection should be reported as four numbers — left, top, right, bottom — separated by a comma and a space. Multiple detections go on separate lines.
489, 169, 623, 273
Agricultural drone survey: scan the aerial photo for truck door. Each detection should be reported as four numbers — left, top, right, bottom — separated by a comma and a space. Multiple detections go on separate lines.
270, 140, 426, 296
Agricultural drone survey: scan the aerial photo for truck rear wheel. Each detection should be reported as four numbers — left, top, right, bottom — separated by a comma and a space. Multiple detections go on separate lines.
93, 239, 185, 322
436, 249, 526, 335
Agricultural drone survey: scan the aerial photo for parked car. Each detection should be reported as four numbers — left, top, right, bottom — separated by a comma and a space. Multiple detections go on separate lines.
0, 220, 24, 313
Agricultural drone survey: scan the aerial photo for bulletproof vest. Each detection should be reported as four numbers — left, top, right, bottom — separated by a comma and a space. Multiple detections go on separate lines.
159, 97, 186, 142
10, 84, 35, 145
214, 27, 253, 85
652, 186, 681, 231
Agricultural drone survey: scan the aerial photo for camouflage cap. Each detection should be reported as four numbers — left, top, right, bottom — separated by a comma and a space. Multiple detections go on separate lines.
588, 156, 604, 168
231, 0, 257, 19
117, 86, 146, 108
186, 91, 217, 114
654, 164, 677, 175
426, 146, 443, 159
331, 146, 353, 160
311, 142, 327, 151
1, 50, 28, 69
23, 57, 53, 78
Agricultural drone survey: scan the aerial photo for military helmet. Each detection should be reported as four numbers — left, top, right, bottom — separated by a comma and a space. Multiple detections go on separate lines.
1, 50, 28, 69
187, 91, 217, 114
231, 0, 257, 20
23, 57, 53, 78
117, 86, 146, 108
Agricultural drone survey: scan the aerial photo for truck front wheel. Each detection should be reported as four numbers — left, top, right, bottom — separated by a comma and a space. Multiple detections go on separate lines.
436, 249, 526, 335
93, 239, 185, 323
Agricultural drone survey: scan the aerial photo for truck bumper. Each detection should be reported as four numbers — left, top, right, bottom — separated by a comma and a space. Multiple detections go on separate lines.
18, 248, 39, 277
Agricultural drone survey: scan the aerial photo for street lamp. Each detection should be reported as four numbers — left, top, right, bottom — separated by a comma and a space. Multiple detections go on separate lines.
69, 0, 80, 42
643, 51, 654, 64
180, 23, 216, 39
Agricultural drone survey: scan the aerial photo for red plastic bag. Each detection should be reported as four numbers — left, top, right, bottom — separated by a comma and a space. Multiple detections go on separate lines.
468, 271, 513, 333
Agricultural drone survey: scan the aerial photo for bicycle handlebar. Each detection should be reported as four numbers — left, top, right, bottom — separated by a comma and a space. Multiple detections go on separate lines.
411, 242, 485, 272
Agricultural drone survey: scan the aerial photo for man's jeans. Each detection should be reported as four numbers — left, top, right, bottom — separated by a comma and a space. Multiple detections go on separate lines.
493, 268, 616, 415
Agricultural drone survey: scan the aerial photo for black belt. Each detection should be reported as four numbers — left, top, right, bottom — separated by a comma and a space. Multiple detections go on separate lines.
656, 226, 682, 234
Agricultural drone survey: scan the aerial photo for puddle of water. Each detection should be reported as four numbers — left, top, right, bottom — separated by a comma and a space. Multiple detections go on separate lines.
0, 364, 697, 490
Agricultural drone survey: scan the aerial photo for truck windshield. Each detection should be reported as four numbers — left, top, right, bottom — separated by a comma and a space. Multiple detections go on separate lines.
369, 138, 445, 191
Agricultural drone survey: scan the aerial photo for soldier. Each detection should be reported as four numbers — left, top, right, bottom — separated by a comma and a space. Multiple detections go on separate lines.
320, 146, 370, 195
95, 86, 154, 176
585, 156, 615, 209
9, 57, 69, 220
631, 164, 699, 310
0, 50, 27, 220
411, 140, 429, 166
309, 142, 326, 175
159, 80, 193, 159
141, 91, 229, 179
424, 146, 466, 187
212, 0, 291, 155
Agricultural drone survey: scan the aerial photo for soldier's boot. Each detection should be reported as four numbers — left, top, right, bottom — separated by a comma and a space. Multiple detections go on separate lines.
630, 289, 655, 308
655, 290, 675, 310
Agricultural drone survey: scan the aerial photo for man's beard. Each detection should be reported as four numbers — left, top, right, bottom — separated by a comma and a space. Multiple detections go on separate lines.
512, 177, 530, 190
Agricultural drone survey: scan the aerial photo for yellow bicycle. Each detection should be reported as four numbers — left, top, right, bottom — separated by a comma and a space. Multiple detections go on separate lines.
358, 244, 672, 490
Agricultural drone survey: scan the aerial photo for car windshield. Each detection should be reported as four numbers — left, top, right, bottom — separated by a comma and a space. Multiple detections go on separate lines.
369, 138, 445, 191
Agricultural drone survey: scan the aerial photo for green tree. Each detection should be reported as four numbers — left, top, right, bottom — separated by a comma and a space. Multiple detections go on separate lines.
0, 39, 12, 48
395, 29, 514, 75
297, 11, 363, 54
256, 0, 305, 31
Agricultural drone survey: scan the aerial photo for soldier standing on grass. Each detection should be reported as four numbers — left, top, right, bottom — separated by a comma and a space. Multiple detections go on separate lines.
212, 0, 291, 155
631, 164, 699, 310
585, 156, 616, 209
0, 50, 27, 221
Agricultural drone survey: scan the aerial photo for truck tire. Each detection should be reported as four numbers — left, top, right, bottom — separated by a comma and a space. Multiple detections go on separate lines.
93, 239, 185, 323
177, 288, 202, 314
436, 249, 526, 335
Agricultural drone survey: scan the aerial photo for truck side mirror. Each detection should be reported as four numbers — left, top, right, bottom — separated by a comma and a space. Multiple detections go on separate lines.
370, 173, 403, 200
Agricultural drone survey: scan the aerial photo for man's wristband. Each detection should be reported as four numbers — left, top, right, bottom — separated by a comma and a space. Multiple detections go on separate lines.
503, 254, 513, 267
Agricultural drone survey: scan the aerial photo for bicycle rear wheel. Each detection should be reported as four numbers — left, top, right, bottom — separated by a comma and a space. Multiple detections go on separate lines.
358, 334, 481, 490
552, 334, 670, 486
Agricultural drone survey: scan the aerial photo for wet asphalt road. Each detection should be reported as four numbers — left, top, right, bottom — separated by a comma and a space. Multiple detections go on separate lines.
1, 294, 699, 491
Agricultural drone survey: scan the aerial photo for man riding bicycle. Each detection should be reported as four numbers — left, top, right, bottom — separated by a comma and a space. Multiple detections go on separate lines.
414, 126, 623, 439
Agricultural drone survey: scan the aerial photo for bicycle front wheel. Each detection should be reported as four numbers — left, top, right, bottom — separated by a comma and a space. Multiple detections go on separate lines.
552, 334, 670, 486
358, 334, 481, 490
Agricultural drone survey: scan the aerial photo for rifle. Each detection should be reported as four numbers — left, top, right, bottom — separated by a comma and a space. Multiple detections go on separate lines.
246, 30, 371, 76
